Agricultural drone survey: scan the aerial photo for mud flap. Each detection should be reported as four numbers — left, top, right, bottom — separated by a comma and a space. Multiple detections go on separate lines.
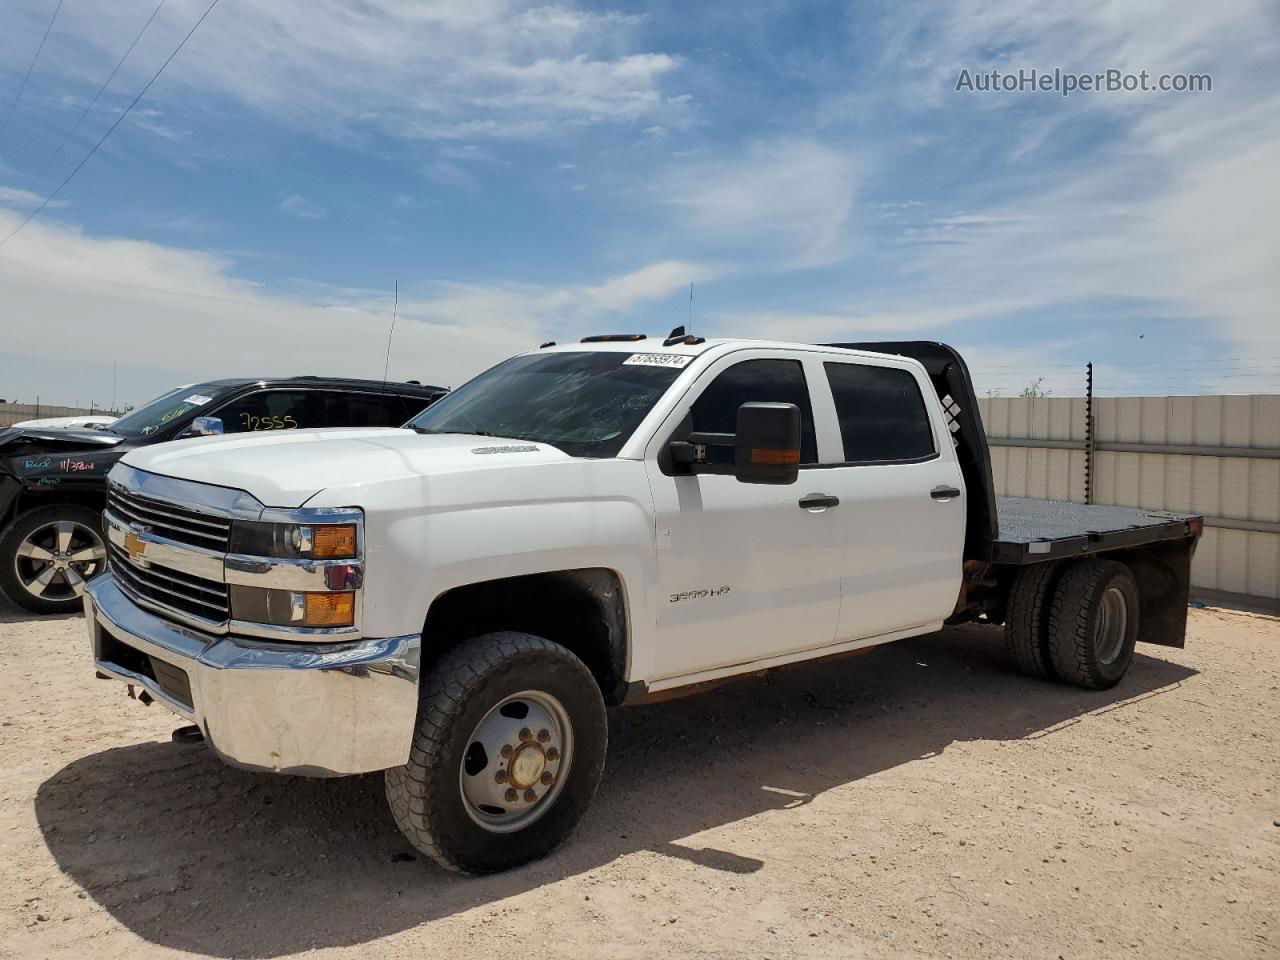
1121, 538, 1197, 649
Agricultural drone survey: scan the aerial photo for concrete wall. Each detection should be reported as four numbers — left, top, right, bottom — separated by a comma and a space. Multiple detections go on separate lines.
0, 402, 120, 427
977, 394, 1280, 605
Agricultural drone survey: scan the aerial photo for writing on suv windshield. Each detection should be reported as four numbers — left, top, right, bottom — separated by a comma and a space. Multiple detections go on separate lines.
108, 384, 227, 438
407, 352, 686, 458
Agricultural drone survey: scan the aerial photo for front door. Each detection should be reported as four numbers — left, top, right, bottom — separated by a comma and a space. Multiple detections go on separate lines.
644, 354, 843, 680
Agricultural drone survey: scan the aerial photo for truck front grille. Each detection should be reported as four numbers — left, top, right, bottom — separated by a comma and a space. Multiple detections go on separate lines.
107, 484, 231, 551
107, 542, 230, 624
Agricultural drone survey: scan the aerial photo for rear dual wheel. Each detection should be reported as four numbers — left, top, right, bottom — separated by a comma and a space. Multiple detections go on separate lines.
1005, 557, 1139, 690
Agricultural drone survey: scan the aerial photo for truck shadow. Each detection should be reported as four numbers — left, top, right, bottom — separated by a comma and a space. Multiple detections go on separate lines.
35, 625, 1197, 957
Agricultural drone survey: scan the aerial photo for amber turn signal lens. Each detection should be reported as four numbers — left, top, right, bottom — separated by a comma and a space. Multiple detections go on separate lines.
312, 524, 357, 558
749, 447, 801, 465
303, 592, 355, 627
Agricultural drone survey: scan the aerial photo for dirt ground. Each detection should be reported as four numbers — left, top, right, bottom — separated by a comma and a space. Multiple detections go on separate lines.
0, 595, 1276, 960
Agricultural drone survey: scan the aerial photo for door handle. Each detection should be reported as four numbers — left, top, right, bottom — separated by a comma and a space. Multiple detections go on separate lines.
930, 485, 961, 500
798, 493, 840, 510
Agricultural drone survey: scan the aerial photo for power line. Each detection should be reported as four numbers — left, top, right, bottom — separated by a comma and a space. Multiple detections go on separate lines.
0, 0, 65, 139
34, 0, 170, 183
0, 0, 221, 251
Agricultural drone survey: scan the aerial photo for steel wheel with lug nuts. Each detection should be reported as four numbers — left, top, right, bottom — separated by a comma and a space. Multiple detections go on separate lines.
1093, 585, 1129, 666
386, 631, 607, 874
459, 690, 574, 833
0, 505, 108, 615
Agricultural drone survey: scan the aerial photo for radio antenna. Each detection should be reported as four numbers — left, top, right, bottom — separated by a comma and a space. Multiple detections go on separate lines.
380, 281, 399, 398
688, 283, 694, 335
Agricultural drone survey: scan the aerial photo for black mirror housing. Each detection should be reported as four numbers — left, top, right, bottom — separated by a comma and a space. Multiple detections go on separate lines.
733, 402, 801, 485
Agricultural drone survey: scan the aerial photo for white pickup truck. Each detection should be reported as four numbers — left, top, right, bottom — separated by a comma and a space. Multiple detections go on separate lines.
83, 336, 1202, 873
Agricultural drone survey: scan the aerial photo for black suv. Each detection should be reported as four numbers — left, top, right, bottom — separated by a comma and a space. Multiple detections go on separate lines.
0, 376, 446, 615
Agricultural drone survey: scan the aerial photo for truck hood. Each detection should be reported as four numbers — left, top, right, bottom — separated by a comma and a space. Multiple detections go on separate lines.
119, 428, 573, 507
0, 425, 125, 452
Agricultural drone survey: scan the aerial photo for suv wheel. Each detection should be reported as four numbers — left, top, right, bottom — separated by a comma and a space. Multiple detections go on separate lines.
385, 632, 607, 874
0, 505, 107, 615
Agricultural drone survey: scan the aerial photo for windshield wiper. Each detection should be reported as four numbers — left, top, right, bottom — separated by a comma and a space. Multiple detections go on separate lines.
409, 426, 501, 438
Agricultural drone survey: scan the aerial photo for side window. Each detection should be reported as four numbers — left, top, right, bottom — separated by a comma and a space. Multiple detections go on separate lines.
688, 359, 818, 464
316, 391, 403, 428
824, 362, 936, 463
212, 390, 315, 433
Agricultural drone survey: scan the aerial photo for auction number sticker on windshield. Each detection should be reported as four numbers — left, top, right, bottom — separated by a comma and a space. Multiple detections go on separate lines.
183, 394, 213, 405
623, 353, 693, 368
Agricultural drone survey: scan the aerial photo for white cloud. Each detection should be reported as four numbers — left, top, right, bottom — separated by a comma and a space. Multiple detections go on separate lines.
0, 207, 716, 402
661, 139, 859, 268
0, 186, 67, 209
857, 0, 1280, 362
30, 0, 685, 142
277, 194, 327, 219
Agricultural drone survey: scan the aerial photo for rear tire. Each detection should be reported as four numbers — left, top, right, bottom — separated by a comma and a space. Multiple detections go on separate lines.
385, 631, 607, 874
0, 504, 107, 615
1004, 561, 1061, 680
1047, 559, 1140, 690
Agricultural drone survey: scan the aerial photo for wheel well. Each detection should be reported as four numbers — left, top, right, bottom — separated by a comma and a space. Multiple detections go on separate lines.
422, 568, 630, 705
3, 486, 106, 529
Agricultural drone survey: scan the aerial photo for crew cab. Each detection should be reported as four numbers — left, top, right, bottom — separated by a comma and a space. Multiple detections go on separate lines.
82, 337, 1201, 873
0, 376, 446, 614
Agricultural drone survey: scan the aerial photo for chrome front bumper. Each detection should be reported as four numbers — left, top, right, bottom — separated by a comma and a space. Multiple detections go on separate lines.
84, 574, 421, 777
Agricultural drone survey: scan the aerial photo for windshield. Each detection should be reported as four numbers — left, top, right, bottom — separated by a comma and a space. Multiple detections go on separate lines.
406, 351, 687, 457
108, 383, 232, 439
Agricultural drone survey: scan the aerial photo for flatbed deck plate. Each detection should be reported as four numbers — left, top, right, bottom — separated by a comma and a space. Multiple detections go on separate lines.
992, 496, 1199, 564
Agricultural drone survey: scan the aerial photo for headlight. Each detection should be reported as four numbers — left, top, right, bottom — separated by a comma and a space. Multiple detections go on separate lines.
228, 517, 361, 632
230, 521, 358, 559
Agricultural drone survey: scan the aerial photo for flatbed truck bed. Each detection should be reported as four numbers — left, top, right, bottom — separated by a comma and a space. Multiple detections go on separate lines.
991, 497, 1204, 564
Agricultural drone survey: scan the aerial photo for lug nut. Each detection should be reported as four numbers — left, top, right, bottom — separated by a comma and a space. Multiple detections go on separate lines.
523, 789, 537, 803
545, 747, 560, 762
537, 728, 551, 742
519, 727, 532, 741
500, 744, 513, 758
540, 772, 554, 785
495, 770, 508, 784
504, 788, 518, 802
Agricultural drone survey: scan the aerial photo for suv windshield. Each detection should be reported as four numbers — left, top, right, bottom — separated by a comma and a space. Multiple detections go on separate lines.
406, 351, 686, 458
108, 383, 233, 439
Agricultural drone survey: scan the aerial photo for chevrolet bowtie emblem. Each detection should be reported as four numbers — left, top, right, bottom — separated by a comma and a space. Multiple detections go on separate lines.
123, 528, 148, 563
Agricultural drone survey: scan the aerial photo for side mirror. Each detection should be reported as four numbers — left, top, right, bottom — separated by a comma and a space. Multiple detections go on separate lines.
186, 416, 224, 437
732, 402, 801, 484
669, 401, 801, 485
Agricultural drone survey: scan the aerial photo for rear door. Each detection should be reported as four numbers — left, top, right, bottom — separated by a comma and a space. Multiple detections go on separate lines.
813, 357, 966, 640
643, 350, 844, 680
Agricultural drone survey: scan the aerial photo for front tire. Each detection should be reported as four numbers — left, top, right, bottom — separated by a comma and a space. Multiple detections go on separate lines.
1047, 559, 1140, 690
385, 632, 607, 874
0, 505, 107, 615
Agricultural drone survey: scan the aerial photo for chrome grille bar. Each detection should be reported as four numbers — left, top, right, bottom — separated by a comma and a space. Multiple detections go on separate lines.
107, 484, 231, 550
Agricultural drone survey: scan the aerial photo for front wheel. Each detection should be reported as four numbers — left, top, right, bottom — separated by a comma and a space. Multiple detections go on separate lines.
385, 632, 607, 874
0, 505, 107, 615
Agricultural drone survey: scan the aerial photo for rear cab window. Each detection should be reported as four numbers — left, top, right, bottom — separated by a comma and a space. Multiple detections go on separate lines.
823, 362, 936, 463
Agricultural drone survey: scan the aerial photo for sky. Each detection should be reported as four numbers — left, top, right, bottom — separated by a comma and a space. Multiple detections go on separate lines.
1, 0, 1278, 407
